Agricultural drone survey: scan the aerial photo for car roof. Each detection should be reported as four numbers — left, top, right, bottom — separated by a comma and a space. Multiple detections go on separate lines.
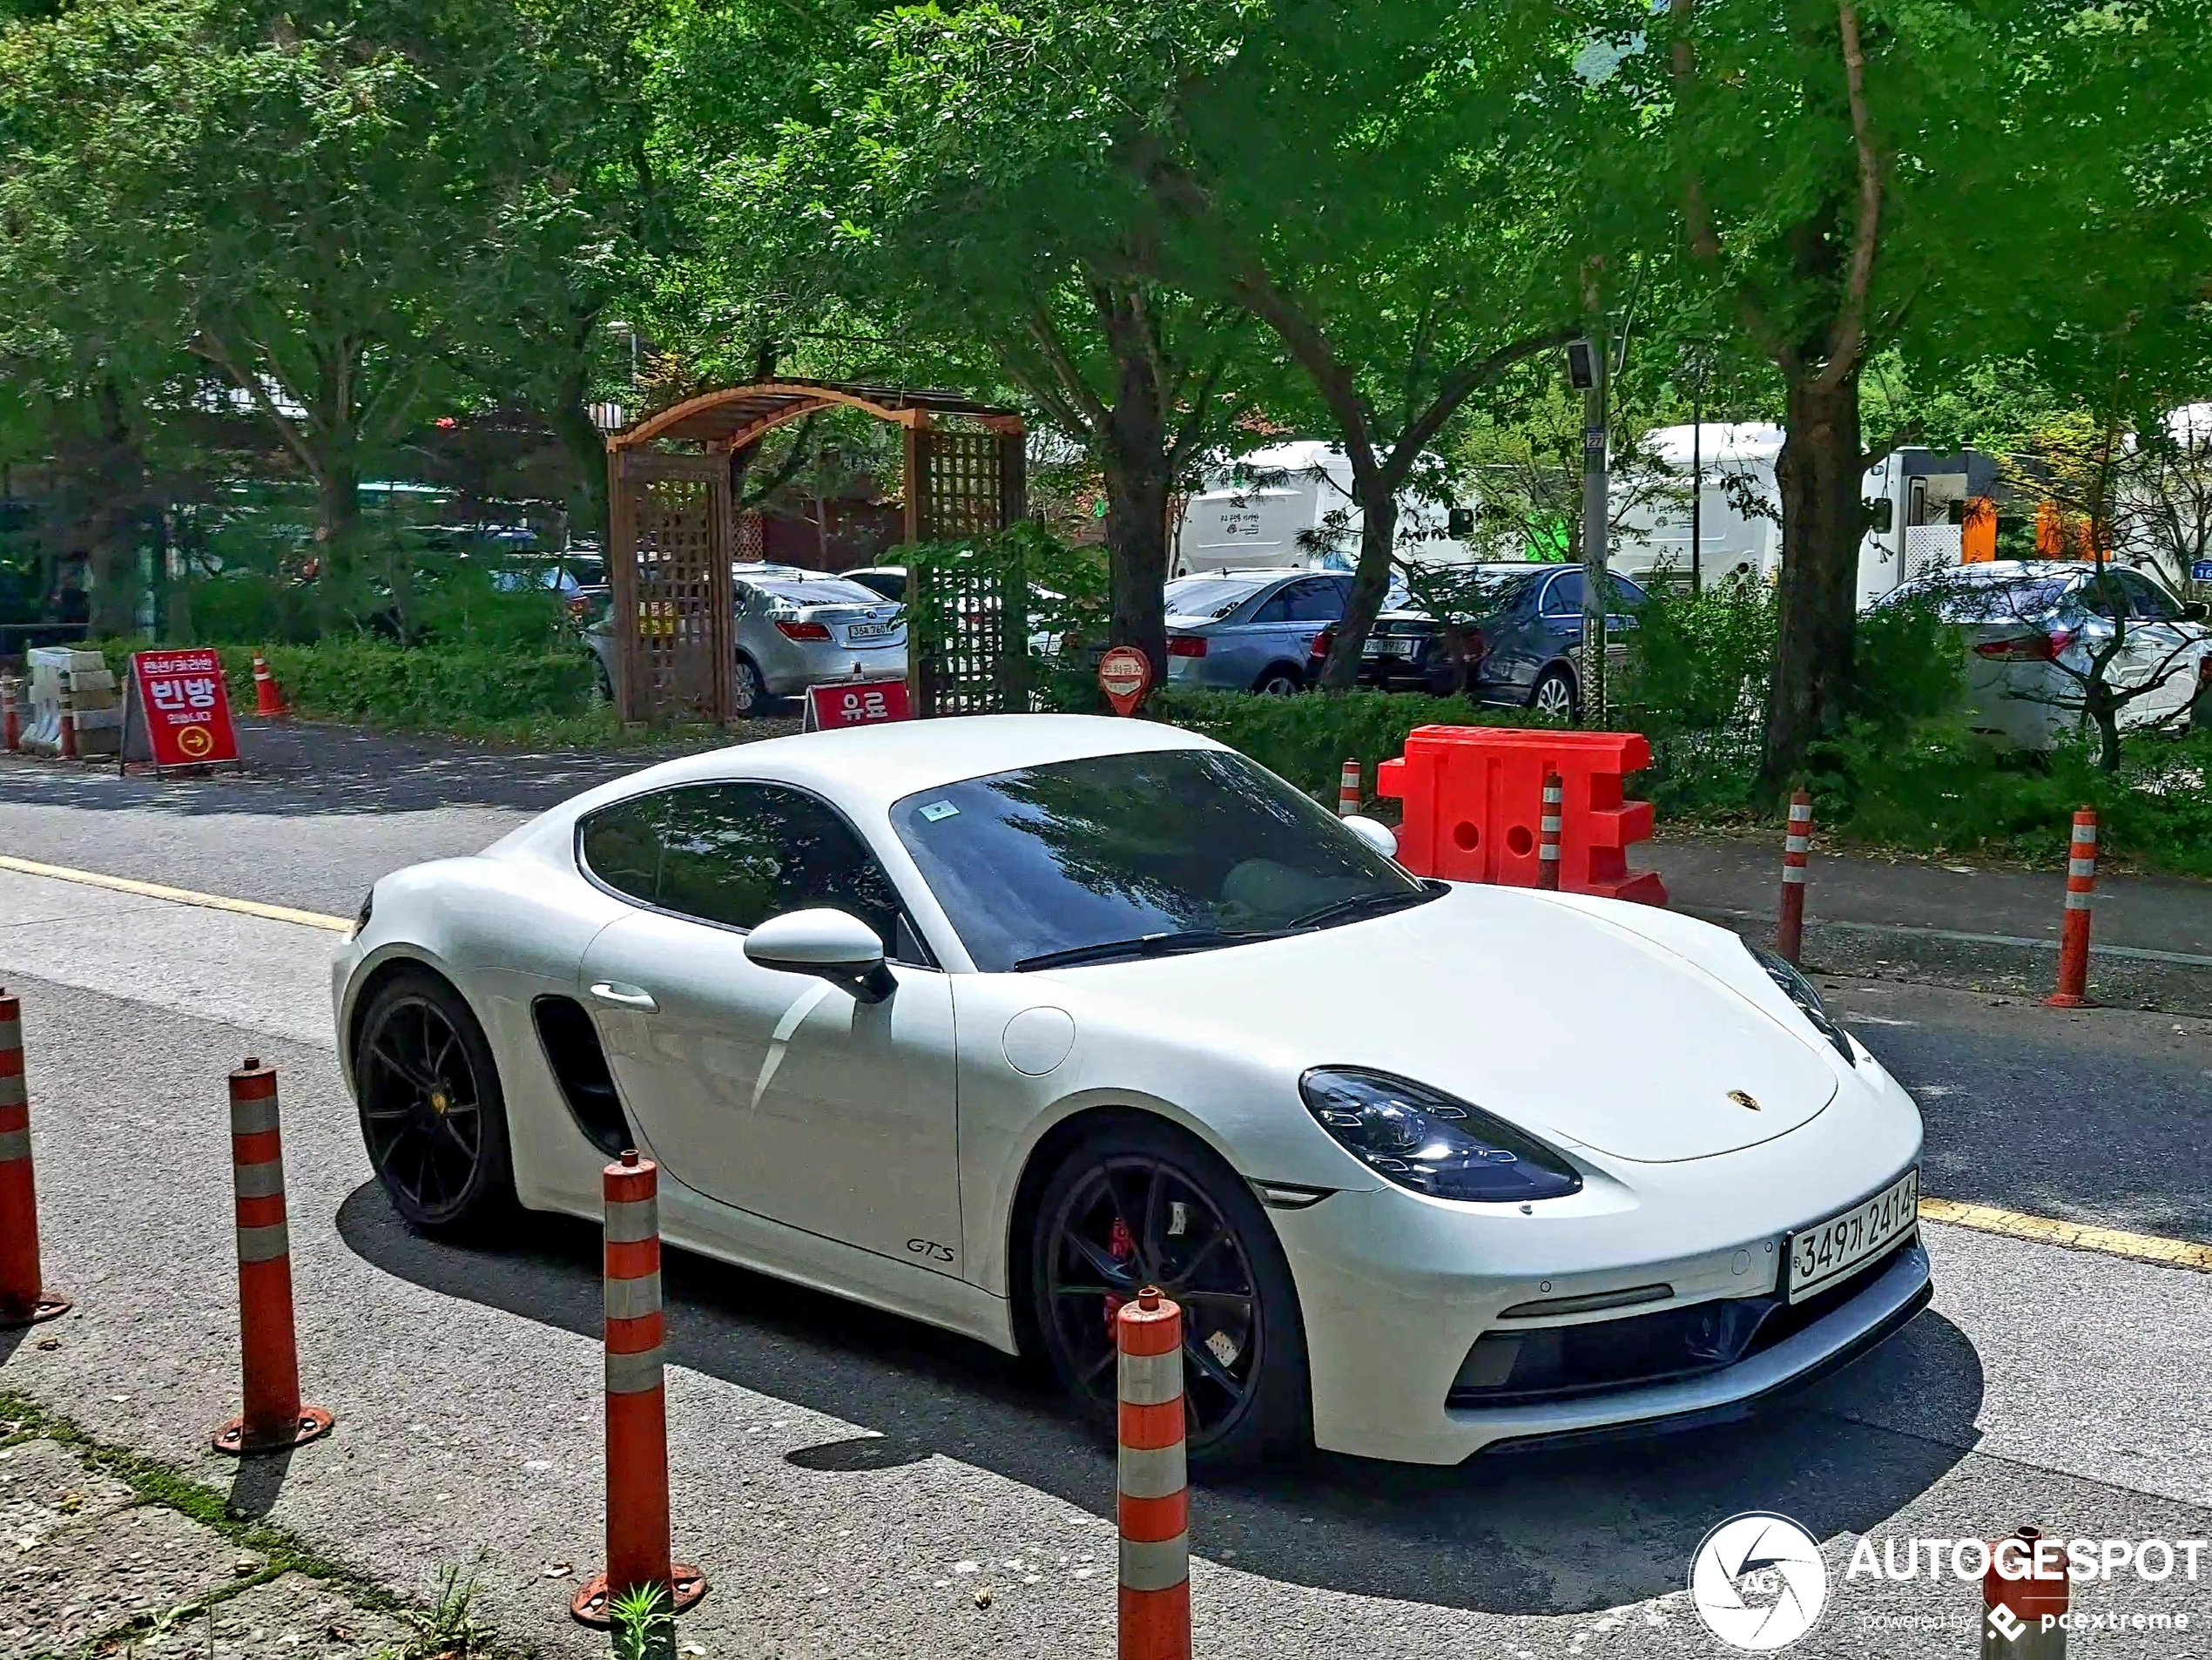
502, 715, 1227, 849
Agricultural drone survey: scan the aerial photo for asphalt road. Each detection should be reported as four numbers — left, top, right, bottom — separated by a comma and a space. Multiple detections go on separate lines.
3, 755, 2212, 1656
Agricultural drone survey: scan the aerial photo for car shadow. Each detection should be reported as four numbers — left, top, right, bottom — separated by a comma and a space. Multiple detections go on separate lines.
335, 1183, 1984, 1616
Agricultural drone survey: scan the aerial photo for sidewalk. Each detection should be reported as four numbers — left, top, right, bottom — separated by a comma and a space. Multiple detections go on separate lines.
1648, 827, 2212, 1011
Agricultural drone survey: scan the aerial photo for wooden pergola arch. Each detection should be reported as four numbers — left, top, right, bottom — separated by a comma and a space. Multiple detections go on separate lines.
604, 378, 1026, 725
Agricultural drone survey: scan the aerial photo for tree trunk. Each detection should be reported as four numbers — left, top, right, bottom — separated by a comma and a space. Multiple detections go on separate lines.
552, 391, 610, 542
1760, 368, 1865, 796
1099, 310, 1172, 686
1320, 484, 1398, 690
1101, 395, 1177, 690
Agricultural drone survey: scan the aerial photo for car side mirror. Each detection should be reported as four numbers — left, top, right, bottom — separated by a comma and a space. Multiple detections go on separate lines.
2184, 601, 2209, 623
1339, 815, 1399, 860
744, 909, 897, 1003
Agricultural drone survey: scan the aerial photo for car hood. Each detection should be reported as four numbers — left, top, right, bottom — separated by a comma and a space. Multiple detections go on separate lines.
1029, 885, 1839, 1164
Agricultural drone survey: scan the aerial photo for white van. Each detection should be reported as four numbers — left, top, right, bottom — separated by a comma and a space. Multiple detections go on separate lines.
1175, 441, 1474, 577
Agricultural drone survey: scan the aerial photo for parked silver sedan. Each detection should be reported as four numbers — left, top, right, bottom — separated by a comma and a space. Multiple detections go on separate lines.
731, 574, 907, 714
587, 570, 907, 716
1882, 560, 2212, 748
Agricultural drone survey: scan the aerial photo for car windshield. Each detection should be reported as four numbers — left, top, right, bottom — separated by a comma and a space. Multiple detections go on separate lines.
758, 579, 892, 608
1164, 578, 1266, 620
892, 748, 1431, 973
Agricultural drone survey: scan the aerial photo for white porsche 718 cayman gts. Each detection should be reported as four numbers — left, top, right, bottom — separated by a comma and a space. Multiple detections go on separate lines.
334, 715, 1930, 1466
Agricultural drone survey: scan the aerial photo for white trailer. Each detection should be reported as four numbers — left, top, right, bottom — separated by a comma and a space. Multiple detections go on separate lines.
1174, 441, 1474, 577
1611, 425, 1996, 606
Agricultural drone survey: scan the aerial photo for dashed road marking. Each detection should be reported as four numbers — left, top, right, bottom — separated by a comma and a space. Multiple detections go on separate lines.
0, 854, 352, 933
1920, 1197, 2212, 1273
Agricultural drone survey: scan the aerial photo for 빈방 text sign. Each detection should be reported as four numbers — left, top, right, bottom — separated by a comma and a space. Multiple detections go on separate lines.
129, 649, 240, 769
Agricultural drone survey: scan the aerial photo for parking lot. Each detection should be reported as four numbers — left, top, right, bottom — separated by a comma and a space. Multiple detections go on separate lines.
3, 740, 2211, 1657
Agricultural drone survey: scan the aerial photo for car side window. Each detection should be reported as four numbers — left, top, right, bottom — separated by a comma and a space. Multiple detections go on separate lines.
580, 783, 907, 951
2074, 577, 2122, 620
1541, 570, 1584, 615
1283, 580, 1343, 622
1248, 589, 1292, 624
2114, 570, 2180, 622
1605, 574, 1649, 611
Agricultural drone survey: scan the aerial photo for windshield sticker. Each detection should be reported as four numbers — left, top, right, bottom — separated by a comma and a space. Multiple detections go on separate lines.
918, 800, 961, 823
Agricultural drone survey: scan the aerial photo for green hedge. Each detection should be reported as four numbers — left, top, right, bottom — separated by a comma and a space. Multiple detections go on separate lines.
1150, 688, 1547, 806
98, 638, 600, 728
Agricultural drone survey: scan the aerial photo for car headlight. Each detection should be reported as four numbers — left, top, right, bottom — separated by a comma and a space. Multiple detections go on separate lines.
1748, 944, 1853, 1063
1298, 1068, 1583, 1203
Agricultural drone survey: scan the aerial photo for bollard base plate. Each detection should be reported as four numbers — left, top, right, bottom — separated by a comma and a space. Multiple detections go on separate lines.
0, 1293, 72, 1330
213, 1405, 334, 1458
570, 1566, 708, 1627
2044, 993, 2094, 1009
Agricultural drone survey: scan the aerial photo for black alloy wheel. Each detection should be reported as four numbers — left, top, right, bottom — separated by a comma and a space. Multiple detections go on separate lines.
1033, 1123, 1309, 1463
355, 971, 514, 1232
1530, 665, 1579, 723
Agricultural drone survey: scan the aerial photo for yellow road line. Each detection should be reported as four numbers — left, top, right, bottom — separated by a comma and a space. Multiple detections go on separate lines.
4, 847, 2211, 1276
0, 854, 352, 933
1920, 1196, 2212, 1274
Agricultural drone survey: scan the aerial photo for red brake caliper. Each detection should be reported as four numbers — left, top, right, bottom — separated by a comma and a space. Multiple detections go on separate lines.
1102, 1214, 1136, 1337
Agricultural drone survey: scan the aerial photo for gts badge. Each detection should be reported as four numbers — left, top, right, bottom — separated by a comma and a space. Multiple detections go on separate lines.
906, 1238, 955, 1264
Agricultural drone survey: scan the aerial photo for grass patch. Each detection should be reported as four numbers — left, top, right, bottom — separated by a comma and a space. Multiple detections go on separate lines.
0, 1390, 518, 1658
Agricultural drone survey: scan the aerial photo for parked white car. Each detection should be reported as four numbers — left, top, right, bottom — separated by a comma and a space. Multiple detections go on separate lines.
1881, 560, 2212, 749
334, 717, 1929, 1465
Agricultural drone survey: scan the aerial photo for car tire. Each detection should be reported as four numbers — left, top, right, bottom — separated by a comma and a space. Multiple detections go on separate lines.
1028, 1117, 1311, 1467
1252, 665, 1304, 697
1529, 665, 1579, 723
593, 658, 615, 705
732, 654, 769, 719
353, 967, 517, 1235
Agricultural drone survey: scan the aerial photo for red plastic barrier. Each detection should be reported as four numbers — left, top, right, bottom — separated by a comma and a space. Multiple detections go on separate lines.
1377, 726, 1666, 906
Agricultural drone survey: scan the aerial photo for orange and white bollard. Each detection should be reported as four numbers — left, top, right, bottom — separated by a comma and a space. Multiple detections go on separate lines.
213, 1059, 333, 1455
1537, 770, 1563, 891
252, 654, 288, 719
1776, 790, 1813, 964
1337, 758, 1361, 819
1, 677, 19, 753
57, 685, 77, 762
2047, 807, 2097, 1009
0, 989, 70, 1329
572, 1151, 706, 1626
1116, 1287, 1190, 1660
1982, 1525, 2068, 1657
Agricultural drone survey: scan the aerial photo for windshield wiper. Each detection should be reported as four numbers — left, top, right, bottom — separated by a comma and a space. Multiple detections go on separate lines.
1014, 928, 1290, 972
1287, 886, 1439, 932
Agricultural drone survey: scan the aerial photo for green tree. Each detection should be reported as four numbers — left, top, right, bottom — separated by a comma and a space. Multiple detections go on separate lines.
1652, 0, 2212, 797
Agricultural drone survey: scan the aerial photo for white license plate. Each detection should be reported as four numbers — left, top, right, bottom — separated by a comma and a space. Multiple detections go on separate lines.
1785, 1168, 1919, 1303
843, 622, 894, 642
1362, 641, 1404, 658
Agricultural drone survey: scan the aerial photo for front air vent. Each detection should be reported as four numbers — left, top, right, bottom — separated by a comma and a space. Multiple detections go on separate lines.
532, 995, 630, 1157
1497, 1284, 1674, 1320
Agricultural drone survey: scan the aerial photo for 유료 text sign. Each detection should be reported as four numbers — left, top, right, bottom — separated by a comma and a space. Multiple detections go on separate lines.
129, 649, 240, 769
806, 678, 913, 732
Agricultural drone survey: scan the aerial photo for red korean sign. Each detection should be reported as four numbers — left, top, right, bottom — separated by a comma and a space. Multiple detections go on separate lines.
806, 678, 913, 731
130, 649, 240, 768
1097, 645, 1154, 716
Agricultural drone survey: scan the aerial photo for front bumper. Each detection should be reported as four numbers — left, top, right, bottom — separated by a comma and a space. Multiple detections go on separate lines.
1268, 1064, 1927, 1463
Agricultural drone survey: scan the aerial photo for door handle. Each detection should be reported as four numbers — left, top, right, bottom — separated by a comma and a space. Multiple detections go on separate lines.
590, 982, 658, 1012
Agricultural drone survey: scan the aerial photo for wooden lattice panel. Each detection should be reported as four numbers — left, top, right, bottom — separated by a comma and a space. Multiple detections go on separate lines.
610, 452, 732, 724
917, 429, 1008, 542
909, 563, 1030, 717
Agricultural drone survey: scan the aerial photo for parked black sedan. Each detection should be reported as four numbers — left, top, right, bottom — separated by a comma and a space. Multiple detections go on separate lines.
1310, 563, 1648, 719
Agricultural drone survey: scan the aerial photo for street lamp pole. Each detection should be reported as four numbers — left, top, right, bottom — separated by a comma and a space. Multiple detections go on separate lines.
1690, 347, 1706, 596
1569, 337, 1608, 726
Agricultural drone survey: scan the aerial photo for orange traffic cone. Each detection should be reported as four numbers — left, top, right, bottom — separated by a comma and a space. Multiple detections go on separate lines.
251, 654, 289, 719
